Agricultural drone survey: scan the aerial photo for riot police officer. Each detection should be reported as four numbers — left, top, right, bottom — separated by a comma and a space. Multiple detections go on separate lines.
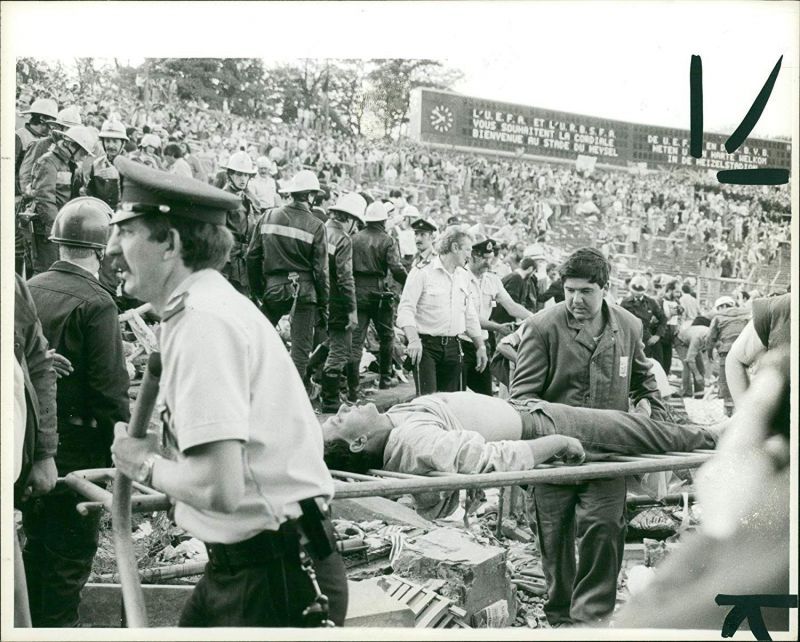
24, 197, 130, 627
350, 201, 407, 394
247, 169, 330, 386
221, 151, 259, 295
319, 193, 367, 412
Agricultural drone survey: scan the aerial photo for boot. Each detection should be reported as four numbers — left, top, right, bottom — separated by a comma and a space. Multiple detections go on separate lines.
305, 343, 330, 383
345, 362, 360, 403
378, 343, 394, 389
320, 370, 343, 413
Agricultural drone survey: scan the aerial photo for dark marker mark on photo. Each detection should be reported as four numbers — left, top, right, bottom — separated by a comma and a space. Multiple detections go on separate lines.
725, 56, 783, 154
717, 169, 789, 186
690, 55, 703, 159
716, 593, 798, 641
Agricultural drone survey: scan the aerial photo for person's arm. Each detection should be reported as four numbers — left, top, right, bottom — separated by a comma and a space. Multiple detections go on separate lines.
423, 429, 585, 474
84, 301, 131, 451
18, 140, 41, 195
706, 316, 720, 351
30, 157, 58, 223
726, 320, 766, 405
245, 211, 266, 299
385, 237, 408, 286
629, 318, 669, 420
335, 237, 359, 328
509, 318, 549, 401
313, 223, 330, 323
496, 284, 534, 321
651, 298, 668, 340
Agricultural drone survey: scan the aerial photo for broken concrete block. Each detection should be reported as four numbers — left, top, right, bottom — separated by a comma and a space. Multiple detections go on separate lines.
391, 527, 514, 620
345, 578, 415, 627
331, 496, 435, 529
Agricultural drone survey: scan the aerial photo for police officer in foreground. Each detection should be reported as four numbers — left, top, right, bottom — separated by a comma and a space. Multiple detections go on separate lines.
350, 201, 408, 393
26, 126, 99, 275
85, 120, 128, 210
410, 217, 438, 272
397, 226, 487, 394
220, 151, 259, 295
24, 197, 130, 627
319, 193, 367, 412
247, 169, 330, 386
109, 158, 347, 627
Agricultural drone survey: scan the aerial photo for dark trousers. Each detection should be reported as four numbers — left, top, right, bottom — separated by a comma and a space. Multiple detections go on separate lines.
179, 535, 348, 627
416, 335, 462, 395
262, 297, 317, 383
21, 427, 106, 627
350, 293, 394, 378
460, 339, 492, 396
323, 326, 352, 375
32, 234, 59, 276
533, 478, 627, 626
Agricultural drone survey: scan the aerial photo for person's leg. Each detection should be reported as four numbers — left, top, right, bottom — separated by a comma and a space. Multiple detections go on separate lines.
570, 479, 627, 624
262, 292, 291, 327
290, 302, 317, 383
321, 326, 350, 412
461, 339, 493, 396
374, 299, 395, 386
417, 337, 441, 394
513, 402, 717, 453
436, 340, 463, 392
680, 357, 694, 397
718, 353, 733, 416
22, 491, 102, 627
532, 484, 580, 626
14, 526, 31, 627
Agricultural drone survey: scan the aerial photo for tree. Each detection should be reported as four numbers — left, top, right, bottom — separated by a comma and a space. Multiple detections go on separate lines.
367, 59, 464, 137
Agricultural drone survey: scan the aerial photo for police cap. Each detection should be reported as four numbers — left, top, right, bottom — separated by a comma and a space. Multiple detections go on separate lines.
410, 218, 438, 233
472, 236, 497, 256
110, 156, 240, 226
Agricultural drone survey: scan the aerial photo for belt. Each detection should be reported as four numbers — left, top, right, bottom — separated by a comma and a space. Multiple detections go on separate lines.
354, 274, 384, 285
266, 272, 313, 284
205, 521, 301, 573
419, 334, 459, 345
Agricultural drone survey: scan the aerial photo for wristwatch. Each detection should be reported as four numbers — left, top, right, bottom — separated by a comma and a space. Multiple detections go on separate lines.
137, 453, 162, 487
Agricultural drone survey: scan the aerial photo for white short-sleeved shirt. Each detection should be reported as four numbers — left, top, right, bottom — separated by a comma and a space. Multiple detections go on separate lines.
460, 270, 506, 340
158, 270, 333, 544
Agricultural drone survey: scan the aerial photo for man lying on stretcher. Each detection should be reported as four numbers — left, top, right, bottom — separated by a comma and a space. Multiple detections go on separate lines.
322, 392, 722, 516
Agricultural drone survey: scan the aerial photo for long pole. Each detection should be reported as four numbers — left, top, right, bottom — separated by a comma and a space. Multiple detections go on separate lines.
112, 352, 162, 628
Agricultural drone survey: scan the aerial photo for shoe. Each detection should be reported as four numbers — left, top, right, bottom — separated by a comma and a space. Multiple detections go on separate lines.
379, 376, 394, 389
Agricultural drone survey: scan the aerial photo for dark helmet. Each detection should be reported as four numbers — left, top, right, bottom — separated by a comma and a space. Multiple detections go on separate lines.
49, 197, 113, 249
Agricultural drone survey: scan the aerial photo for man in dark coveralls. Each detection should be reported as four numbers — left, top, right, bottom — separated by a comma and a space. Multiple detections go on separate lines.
23, 196, 130, 627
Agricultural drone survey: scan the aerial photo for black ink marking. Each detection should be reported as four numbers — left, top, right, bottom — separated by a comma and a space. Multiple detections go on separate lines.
690, 55, 703, 159
717, 169, 790, 185
725, 56, 783, 154
716, 594, 798, 641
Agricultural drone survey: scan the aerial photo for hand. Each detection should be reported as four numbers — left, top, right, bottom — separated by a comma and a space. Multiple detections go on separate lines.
647, 335, 660, 346
407, 340, 423, 367
556, 437, 586, 465
346, 310, 359, 332
496, 323, 514, 338
111, 422, 157, 481
47, 349, 73, 378
22, 457, 58, 501
474, 345, 488, 372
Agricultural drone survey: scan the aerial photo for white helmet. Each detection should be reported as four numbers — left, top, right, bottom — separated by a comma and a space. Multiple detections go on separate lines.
289, 169, 321, 193
629, 275, 649, 291
364, 201, 388, 222
140, 133, 162, 150
402, 204, 421, 219
54, 106, 83, 128
99, 120, 129, 140
23, 98, 59, 119
256, 155, 271, 169
714, 295, 736, 309
330, 193, 367, 225
61, 125, 99, 154
224, 151, 256, 175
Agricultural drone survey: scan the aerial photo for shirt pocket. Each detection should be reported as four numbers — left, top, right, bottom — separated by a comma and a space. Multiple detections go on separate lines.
56, 171, 72, 185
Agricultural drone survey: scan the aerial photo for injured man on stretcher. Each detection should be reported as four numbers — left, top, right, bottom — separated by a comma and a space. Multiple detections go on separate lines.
322, 392, 722, 517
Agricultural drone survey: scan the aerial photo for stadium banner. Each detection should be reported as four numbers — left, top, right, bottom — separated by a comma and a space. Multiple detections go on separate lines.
408, 88, 792, 171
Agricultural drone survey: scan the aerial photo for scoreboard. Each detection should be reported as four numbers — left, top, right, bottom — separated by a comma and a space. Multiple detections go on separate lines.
408, 88, 792, 171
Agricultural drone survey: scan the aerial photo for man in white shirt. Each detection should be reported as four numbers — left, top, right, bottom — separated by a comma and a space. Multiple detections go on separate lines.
397, 227, 487, 394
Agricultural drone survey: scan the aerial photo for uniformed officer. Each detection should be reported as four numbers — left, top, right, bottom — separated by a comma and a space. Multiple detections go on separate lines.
18, 106, 83, 199
247, 169, 330, 386
397, 226, 487, 394
319, 193, 367, 412
15, 98, 58, 195
25, 125, 98, 275
85, 120, 128, 210
128, 133, 163, 169
108, 158, 347, 627
220, 151, 260, 295
23, 197, 130, 627
350, 201, 408, 393
410, 217, 438, 271
462, 236, 533, 395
